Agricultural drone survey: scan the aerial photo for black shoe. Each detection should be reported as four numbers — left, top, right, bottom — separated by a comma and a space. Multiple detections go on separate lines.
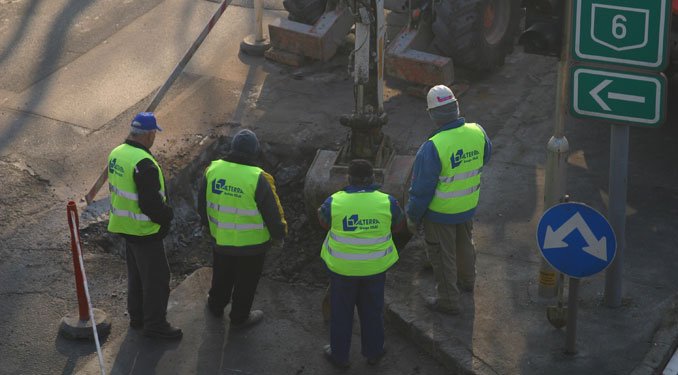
230, 310, 264, 329
143, 324, 183, 340
207, 302, 224, 318
367, 349, 386, 366
457, 281, 475, 293
323, 344, 349, 369
424, 297, 460, 315
129, 320, 144, 330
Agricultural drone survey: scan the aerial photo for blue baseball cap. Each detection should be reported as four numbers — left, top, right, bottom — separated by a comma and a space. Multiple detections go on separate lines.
131, 112, 162, 131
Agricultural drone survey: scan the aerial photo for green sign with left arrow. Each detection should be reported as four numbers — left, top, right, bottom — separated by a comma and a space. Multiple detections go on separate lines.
570, 66, 666, 127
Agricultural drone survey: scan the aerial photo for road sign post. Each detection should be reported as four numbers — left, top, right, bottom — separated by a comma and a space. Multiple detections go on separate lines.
604, 125, 629, 307
537, 202, 617, 353
570, 0, 669, 308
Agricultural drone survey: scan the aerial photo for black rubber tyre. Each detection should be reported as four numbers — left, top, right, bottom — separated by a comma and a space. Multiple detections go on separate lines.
283, 0, 328, 25
431, 0, 521, 71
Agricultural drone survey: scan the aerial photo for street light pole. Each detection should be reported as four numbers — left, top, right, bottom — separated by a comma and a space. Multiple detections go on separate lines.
538, 0, 572, 298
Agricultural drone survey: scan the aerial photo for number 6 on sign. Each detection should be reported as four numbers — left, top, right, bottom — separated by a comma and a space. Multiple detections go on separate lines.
611, 14, 628, 40
592, 5, 647, 51
573, 0, 670, 70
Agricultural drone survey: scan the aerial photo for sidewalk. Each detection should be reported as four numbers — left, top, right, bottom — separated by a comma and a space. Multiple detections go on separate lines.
77, 268, 448, 375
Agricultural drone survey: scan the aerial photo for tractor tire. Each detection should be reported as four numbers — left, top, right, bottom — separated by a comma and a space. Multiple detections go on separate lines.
283, 0, 328, 25
431, 0, 521, 71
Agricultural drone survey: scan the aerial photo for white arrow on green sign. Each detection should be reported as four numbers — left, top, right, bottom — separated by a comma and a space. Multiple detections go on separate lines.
573, 0, 670, 71
570, 67, 666, 127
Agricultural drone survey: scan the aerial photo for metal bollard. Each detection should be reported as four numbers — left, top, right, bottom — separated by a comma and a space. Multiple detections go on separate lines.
240, 0, 271, 55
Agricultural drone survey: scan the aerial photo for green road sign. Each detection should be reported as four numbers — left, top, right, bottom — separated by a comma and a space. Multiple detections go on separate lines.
573, 0, 670, 70
570, 66, 666, 127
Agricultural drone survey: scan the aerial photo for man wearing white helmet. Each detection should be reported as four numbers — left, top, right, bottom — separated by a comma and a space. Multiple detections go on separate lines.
406, 85, 492, 315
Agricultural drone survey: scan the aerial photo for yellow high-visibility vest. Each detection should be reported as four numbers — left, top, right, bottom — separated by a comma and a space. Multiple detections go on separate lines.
428, 122, 485, 214
205, 160, 270, 246
321, 190, 398, 276
107, 144, 166, 236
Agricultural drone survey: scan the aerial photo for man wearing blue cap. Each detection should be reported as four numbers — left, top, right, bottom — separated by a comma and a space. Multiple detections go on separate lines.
107, 112, 182, 340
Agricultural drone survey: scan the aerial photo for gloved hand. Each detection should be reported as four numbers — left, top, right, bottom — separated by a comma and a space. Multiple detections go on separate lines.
406, 217, 418, 235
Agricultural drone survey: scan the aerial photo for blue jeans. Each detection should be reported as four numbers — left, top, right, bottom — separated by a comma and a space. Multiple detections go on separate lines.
329, 271, 386, 363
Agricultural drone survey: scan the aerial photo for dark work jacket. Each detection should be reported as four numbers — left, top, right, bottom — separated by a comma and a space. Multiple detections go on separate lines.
120, 140, 174, 243
198, 153, 287, 256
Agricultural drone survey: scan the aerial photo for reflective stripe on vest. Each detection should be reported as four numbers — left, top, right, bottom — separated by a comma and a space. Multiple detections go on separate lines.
205, 160, 271, 247
438, 168, 482, 183
320, 190, 399, 277
329, 232, 392, 245
208, 216, 265, 230
434, 184, 480, 199
107, 143, 166, 236
110, 207, 151, 222
428, 123, 485, 215
110, 184, 166, 201
325, 237, 395, 260
207, 202, 260, 216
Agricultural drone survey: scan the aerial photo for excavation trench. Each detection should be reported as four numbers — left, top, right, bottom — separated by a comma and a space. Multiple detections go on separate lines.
83, 135, 330, 287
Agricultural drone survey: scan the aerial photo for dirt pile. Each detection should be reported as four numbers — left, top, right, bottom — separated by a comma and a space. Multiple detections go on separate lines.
82, 135, 331, 287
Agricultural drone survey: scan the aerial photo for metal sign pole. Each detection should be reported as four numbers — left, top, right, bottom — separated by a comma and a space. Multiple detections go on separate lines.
538, 0, 572, 298
565, 277, 580, 354
604, 124, 629, 307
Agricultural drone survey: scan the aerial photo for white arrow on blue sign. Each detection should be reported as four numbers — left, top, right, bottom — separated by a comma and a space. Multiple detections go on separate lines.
536, 202, 617, 278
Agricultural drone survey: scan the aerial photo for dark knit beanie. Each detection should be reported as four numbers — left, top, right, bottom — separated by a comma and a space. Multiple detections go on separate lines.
348, 159, 374, 179
428, 101, 460, 126
230, 129, 260, 157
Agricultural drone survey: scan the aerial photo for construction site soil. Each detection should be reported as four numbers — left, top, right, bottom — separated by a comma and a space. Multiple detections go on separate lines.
80, 136, 329, 290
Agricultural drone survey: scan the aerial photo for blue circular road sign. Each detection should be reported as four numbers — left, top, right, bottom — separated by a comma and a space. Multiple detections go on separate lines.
536, 202, 617, 278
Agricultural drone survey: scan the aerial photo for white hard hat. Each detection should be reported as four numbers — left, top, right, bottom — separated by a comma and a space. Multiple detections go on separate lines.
426, 85, 457, 110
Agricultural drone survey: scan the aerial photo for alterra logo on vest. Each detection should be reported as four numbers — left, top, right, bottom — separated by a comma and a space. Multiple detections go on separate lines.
211, 178, 244, 198
108, 158, 125, 177
342, 214, 381, 231
451, 149, 481, 169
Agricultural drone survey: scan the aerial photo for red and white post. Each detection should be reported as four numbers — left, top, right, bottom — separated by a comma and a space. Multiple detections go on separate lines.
59, 201, 111, 344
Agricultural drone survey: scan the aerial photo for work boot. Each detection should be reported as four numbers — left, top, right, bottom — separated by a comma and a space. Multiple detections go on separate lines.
424, 297, 460, 315
367, 348, 387, 366
207, 301, 224, 318
143, 323, 183, 340
457, 281, 475, 293
230, 310, 264, 329
129, 319, 143, 330
323, 344, 349, 370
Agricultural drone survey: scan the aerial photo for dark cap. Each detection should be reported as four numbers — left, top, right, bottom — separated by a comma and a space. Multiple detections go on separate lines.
231, 129, 260, 157
348, 159, 374, 179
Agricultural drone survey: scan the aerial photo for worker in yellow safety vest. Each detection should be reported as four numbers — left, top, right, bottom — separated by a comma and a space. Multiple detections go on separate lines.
198, 129, 287, 328
318, 159, 407, 369
406, 85, 492, 315
107, 112, 182, 340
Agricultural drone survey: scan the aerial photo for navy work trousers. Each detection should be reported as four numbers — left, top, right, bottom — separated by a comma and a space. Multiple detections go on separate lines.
329, 271, 386, 363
